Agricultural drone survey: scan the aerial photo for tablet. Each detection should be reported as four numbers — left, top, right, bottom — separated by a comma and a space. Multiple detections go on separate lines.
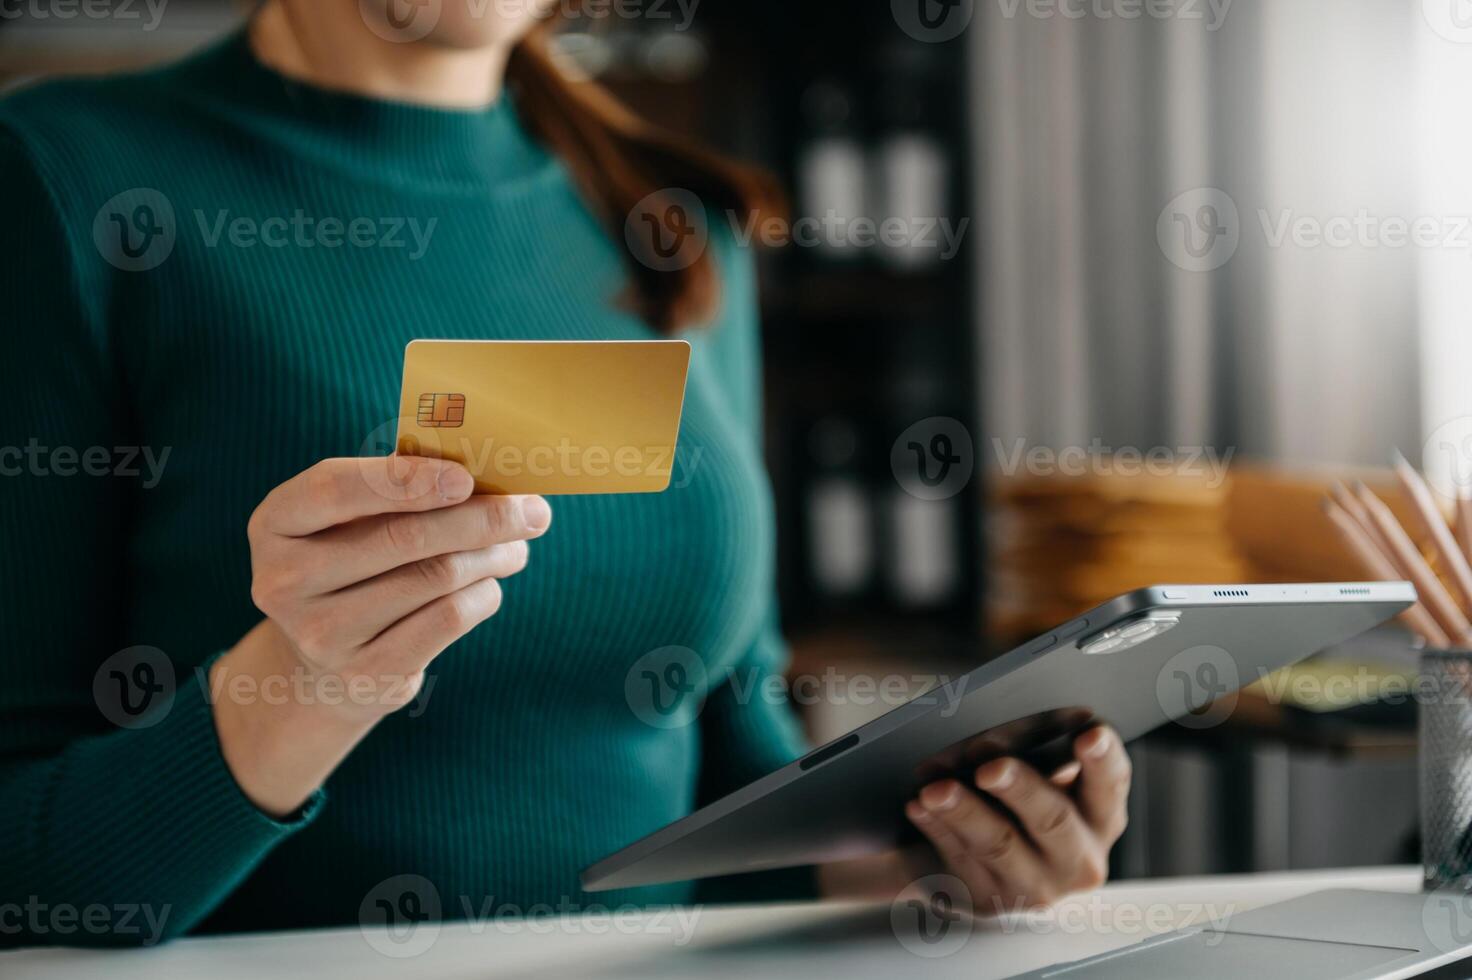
581, 582, 1415, 891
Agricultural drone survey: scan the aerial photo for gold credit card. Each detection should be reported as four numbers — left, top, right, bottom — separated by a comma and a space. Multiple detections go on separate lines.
396, 339, 691, 495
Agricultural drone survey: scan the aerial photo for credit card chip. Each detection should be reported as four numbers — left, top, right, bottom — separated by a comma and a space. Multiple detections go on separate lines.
417, 393, 465, 428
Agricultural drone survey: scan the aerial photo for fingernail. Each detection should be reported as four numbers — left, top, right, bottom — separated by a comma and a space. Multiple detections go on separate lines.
922, 781, 962, 812
438, 467, 474, 500
1051, 761, 1082, 785
977, 760, 1015, 791
1083, 729, 1111, 758
522, 496, 552, 532
906, 801, 930, 823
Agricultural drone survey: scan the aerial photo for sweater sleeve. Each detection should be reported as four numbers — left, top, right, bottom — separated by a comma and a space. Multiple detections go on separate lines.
696, 609, 810, 798
694, 227, 808, 796
0, 126, 322, 948
694, 611, 820, 904
691, 230, 819, 902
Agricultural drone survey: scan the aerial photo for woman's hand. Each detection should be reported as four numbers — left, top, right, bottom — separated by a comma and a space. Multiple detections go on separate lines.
904, 725, 1131, 913
211, 455, 550, 816
245, 455, 548, 715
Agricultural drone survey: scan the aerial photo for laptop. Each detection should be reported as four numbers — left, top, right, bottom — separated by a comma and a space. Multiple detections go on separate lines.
1006, 888, 1472, 979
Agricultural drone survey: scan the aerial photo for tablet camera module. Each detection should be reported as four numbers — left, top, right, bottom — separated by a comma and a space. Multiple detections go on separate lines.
1079, 611, 1182, 655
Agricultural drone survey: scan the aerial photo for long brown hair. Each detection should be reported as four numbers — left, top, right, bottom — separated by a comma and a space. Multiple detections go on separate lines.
506, 24, 781, 333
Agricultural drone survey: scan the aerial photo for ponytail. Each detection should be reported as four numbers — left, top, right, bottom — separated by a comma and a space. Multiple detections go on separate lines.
505, 25, 782, 332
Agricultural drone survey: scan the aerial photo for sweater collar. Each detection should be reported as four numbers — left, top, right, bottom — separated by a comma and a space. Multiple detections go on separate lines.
179, 28, 551, 191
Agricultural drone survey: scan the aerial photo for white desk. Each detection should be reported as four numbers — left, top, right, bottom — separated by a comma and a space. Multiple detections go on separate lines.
0, 866, 1422, 980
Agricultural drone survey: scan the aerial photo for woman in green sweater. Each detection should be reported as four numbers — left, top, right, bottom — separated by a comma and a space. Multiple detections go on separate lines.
0, 0, 1131, 946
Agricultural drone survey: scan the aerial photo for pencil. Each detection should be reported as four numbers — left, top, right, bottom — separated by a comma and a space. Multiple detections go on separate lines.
1458, 489, 1472, 566
1322, 498, 1449, 647
1354, 482, 1472, 644
1393, 450, 1472, 613
1332, 482, 1400, 561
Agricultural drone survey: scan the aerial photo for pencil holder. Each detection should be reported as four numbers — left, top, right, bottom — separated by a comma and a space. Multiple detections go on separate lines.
1420, 650, 1472, 890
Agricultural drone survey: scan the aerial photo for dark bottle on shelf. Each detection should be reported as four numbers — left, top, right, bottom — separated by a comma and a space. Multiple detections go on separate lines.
874, 45, 953, 273
881, 330, 965, 610
796, 79, 868, 265
805, 415, 875, 601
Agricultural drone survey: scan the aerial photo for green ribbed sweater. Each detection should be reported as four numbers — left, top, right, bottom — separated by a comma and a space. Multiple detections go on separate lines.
0, 32, 810, 946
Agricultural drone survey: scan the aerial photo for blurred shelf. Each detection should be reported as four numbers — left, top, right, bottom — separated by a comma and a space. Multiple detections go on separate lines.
1144, 697, 1418, 760
0, 4, 240, 78
787, 619, 986, 677
762, 263, 960, 325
